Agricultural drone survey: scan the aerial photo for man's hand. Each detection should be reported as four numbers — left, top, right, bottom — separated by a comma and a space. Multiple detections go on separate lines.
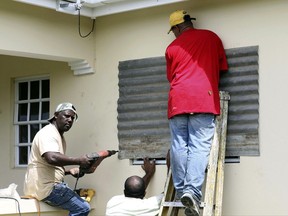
142, 158, 156, 176
80, 157, 105, 174
77, 154, 93, 168
66, 167, 85, 178
142, 158, 156, 189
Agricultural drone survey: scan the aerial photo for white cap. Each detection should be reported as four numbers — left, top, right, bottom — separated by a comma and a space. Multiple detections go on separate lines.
48, 102, 78, 123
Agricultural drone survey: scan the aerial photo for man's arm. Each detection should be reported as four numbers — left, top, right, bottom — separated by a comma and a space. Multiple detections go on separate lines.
43, 152, 91, 168
142, 158, 156, 189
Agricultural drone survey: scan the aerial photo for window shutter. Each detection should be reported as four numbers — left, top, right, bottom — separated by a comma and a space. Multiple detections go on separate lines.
117, 57, 169, 159
220, 46, 259, 156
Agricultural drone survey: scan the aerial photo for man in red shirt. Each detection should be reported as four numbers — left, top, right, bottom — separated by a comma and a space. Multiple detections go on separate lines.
165, 10, 228, 216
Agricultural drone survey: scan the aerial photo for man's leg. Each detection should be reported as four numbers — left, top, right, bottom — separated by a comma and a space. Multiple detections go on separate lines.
181, 113, 215, 216
185, 113, 215, 201
169, 114, 189, 200
43, 182, 90, 216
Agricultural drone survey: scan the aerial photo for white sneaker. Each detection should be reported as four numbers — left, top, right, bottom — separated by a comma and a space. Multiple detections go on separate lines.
181, 193, 200, 216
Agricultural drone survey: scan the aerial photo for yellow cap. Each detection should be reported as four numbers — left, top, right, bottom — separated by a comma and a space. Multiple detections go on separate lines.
168, 10, 196, 34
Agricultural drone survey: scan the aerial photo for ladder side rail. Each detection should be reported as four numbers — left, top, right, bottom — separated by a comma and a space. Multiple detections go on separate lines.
159, 169, 175, 216
202, 91, 228, 216
214, 93, 230, 216
202, 113, 223, 216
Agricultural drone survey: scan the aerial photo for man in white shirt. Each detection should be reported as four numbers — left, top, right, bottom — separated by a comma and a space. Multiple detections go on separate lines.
106, 158, 164, 216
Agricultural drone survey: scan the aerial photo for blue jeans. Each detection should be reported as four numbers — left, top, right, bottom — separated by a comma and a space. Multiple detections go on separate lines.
42, 182, 90, 216
169, 114, 215, 202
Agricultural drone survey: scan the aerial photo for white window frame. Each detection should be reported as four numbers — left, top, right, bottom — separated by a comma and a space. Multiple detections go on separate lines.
14, 76, 50, 167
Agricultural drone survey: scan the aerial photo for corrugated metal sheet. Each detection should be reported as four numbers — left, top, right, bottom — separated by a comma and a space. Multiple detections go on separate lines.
220, 46, 259, 156
117, 57, 169, 159
117, 46, 259, 159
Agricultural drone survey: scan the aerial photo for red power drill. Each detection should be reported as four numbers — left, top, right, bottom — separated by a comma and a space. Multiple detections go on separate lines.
74, 150, 119, 191
79, 150, 119, 175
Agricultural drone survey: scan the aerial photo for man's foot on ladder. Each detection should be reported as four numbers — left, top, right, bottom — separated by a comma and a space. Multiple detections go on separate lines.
181, 193, 200, 216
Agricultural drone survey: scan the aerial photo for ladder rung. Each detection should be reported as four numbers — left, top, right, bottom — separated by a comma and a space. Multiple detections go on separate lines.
163, 201, 206, 208
163, 201, 184, 207
162, 201, 207, 209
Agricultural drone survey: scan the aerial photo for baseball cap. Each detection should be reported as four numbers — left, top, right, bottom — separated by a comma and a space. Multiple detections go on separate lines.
168, 10, 196, 34
48, 102, 78, 123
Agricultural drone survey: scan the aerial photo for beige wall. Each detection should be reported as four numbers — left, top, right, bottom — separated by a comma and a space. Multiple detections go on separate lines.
1, 0, 288, 215
0, 0, 95, 67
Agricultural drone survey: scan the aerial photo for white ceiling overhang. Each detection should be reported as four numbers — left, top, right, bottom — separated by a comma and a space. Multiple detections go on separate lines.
14, 0, 188, 18
12, 0, 187, 75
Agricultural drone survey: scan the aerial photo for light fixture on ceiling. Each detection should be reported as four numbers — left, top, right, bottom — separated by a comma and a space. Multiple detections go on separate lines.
56, 0, 84, 15
56, 0, 95, 38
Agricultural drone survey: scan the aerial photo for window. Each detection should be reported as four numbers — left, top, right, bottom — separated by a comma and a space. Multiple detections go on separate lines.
14, 77, 50, 166
117, 46, 259, 160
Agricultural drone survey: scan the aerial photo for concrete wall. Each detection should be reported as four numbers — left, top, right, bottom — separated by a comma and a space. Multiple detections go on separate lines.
1, 0, 288, 215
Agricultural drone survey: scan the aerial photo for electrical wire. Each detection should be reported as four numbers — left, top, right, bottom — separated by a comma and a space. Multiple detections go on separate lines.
74, 172, 80, 191
0, 197, 22, 216
78, 9, 95, 38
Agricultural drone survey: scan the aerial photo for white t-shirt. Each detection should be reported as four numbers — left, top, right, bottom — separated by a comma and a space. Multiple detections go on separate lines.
24, 124, 66, 200
106, 194, 163, 216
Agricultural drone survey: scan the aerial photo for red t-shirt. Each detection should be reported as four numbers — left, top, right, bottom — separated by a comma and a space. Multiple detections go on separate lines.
165, 28, 228, 119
